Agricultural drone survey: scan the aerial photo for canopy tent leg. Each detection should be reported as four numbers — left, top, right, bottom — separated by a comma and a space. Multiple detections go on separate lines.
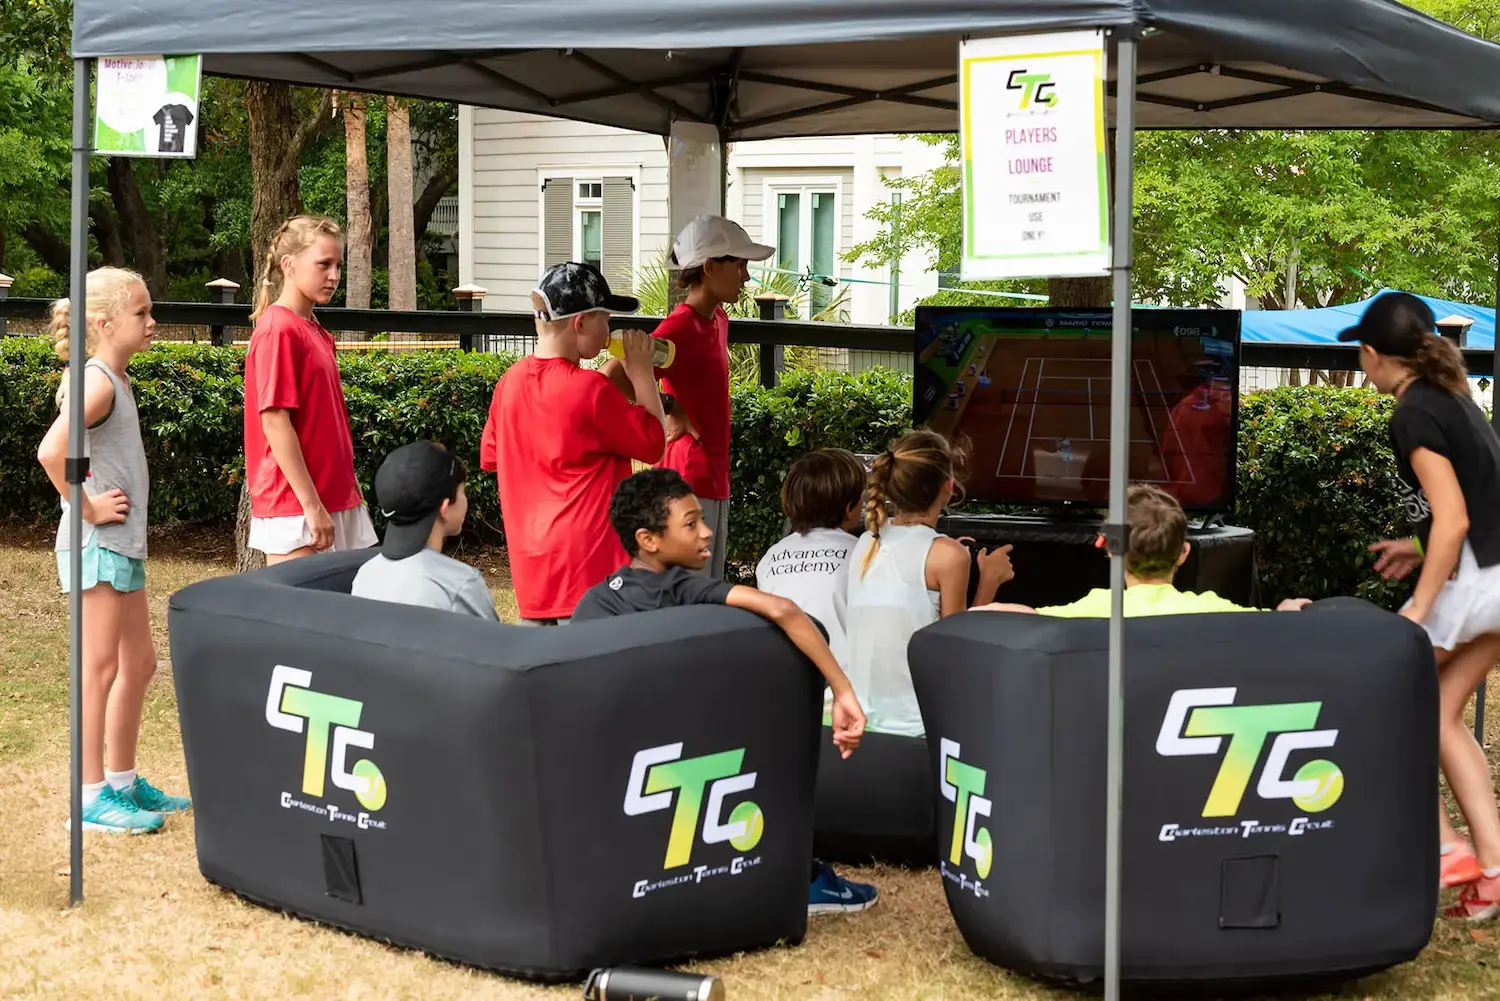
1104, 32, 1139, 1001
666, 121, 728, 310
67, 56, 93, 906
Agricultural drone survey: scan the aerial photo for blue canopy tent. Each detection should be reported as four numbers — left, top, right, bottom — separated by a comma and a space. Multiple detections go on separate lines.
1243, 290, 1496, 349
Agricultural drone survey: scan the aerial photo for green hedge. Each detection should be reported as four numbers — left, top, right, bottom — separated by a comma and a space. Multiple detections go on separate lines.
0, 339, 1417, 607
728, 366, 913, 571
0, 338, 514, 541
1236, 385, 1410, 608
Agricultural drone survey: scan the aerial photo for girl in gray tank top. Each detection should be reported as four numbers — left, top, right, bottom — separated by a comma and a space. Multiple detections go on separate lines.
36, 268, 191, 834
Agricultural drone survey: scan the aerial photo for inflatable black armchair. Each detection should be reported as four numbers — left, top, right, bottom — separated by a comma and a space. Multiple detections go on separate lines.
168, 551, 822, 981
910, 601, 1438, 989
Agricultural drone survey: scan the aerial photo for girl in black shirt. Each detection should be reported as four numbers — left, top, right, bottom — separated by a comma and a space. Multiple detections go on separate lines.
1342, 292, 1500, 919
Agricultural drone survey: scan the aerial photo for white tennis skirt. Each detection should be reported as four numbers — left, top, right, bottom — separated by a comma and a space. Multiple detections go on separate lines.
1410, 541, 1500, 651
248, 505, 377, 557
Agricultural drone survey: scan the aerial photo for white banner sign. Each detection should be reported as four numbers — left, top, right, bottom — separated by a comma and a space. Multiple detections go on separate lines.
960, 31, 1109, 280
94, 55, 203, 159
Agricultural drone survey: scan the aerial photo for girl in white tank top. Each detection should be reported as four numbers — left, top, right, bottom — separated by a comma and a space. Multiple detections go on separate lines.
845, 431, 1015, 736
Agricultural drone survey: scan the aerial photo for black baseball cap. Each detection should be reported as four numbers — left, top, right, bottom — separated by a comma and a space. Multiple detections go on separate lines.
533, 262, 639, 321
1337, 292, 1435, 358
373, 440, 465, 560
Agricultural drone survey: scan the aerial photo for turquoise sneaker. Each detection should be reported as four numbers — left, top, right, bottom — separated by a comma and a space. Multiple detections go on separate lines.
121, 776, 191, 815
74, 785, 164, 834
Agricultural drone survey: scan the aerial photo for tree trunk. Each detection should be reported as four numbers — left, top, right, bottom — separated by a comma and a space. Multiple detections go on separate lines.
386, 96, 417, 312
237, 82, 332, 572
1046, 275, 1113, 308
246, 83, 311, 273
90, 204, 127, 268
23, 220, 70, 272
413, 162, 458, 244
343, 94, 374, 310
233, 477, 266, 573
105, 158, 168, 298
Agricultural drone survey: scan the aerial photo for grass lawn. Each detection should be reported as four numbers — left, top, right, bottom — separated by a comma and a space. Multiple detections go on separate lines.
3, 524, 1500, 999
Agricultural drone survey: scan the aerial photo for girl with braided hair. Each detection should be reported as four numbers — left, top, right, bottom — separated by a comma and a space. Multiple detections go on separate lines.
844, 430, 1014, 736
243, 215, 376, 563
37, 268, 191, 832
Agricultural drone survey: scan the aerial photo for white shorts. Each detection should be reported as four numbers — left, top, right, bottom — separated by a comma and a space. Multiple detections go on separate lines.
1409, 541, 1500, 651
249, 505, 378, 557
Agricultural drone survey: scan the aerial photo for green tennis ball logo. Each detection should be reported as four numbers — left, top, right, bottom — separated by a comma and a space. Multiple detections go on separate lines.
973, 828, 994, 879
352, 759, 387, 811
728, 801, 765, 851
1292, 759, 1343, 813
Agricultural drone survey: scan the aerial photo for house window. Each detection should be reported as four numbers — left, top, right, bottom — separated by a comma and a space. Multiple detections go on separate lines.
574, 179, 604, 271
773, 187, 838, 315
541, 172, 637, 293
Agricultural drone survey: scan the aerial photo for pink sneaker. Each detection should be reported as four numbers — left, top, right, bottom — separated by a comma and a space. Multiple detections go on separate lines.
1445, 875, 1500, 921
1442, 844, 1484, 888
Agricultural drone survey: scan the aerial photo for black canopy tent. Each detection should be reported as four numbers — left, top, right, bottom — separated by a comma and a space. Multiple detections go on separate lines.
67, 2, 1500, 995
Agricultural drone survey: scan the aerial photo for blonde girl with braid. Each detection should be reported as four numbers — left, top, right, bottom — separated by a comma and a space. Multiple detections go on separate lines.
243, 215, 376, 563
843, 430, 1014, 736
37, 267, 191, 833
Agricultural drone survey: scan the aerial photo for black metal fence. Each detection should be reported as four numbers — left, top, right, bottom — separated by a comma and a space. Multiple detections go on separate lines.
4, 293, 1491, 388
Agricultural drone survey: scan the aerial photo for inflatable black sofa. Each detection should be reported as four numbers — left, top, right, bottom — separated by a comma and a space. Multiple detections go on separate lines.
167, 551, 823, 982
910, 600, 1439, 989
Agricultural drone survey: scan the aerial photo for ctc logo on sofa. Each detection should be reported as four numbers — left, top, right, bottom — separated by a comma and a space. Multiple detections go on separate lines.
265, 665, 388, 813
1156, 686, 1344, 818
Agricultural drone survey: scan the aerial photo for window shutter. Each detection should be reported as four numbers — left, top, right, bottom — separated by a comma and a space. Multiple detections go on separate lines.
543, 177, 573, 267
602, 176, 635, 294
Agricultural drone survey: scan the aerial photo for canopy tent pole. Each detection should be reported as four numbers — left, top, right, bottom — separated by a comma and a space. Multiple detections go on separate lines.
1481, 237, 1500, 745
1103, 31, 1138, 1001
67, 56, 93, 906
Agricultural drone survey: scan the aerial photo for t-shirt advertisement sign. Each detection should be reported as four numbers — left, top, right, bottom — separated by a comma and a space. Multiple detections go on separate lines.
94, 55, 203, 158
959, 31, 1109, 281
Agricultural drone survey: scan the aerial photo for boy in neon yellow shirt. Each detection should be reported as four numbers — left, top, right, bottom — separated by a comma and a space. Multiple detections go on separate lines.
977, 484, 1309, 617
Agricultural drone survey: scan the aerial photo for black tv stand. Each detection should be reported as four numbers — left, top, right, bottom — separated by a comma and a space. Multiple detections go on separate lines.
938, 511, 1258, 608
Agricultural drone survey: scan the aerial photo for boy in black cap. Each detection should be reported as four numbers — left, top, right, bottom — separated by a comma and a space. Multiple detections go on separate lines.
352, 440, 498, 620
480, 262, 665, 626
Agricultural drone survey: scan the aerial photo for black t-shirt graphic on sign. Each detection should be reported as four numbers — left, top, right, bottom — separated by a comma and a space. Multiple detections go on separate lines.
152, 104, 194, 153
572, 565, 733, 620
1388, 378, 1500, 567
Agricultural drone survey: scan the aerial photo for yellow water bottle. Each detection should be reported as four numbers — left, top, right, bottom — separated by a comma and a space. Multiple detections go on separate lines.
608, 331, 675, 369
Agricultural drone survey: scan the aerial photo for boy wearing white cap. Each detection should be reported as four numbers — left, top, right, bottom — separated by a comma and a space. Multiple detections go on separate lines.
608, 215, 774, 578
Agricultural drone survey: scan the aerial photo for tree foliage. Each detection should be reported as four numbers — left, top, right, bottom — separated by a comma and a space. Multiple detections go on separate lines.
849, 1, 1500, 312
0, 0, 459, 308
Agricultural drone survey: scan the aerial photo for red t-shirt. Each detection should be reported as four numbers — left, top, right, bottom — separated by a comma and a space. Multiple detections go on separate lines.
243, 304, 361, 518
653, 304, 731, 500
480, 356, 665, 620
662, 433, 712, 491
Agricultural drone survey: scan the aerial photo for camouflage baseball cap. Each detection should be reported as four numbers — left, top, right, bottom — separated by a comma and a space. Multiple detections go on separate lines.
532, 262, 639, 321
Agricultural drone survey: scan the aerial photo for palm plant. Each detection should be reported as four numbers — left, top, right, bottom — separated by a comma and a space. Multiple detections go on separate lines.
632, 252, 853, 385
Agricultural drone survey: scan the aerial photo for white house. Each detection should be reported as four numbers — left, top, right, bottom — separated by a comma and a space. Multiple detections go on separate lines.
457, 107, 946, 327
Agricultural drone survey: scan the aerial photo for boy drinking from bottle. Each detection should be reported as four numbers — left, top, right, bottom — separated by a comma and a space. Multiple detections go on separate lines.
480, 262, 666, 624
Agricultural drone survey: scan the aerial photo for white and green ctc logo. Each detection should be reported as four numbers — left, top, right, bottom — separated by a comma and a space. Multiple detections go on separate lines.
1156, 687, 1343, 818
624, 742, 764, 869
939, 739, 992, 879
266, 665, 388, 811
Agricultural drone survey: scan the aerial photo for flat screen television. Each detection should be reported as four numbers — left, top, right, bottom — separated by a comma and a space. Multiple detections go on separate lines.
913, 307, 1242, 513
